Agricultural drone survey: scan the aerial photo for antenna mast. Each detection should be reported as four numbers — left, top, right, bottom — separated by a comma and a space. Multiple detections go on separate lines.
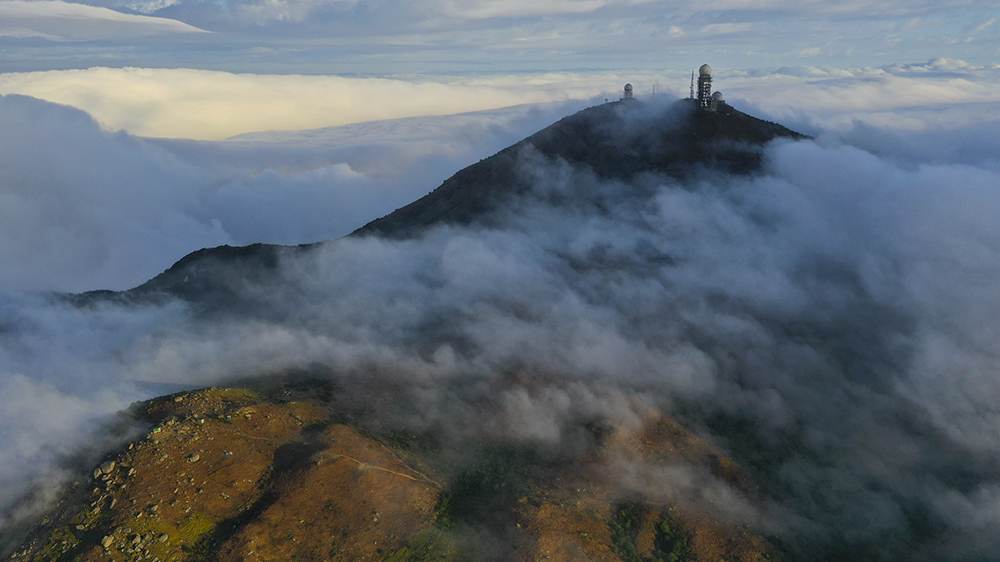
689, 71, 695, 99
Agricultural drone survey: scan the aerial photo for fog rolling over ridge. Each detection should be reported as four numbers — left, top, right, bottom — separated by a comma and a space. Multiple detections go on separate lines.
2, 93, 1000, 560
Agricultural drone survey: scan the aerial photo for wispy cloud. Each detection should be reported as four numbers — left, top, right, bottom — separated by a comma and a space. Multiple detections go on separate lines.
0, 0, 207, 41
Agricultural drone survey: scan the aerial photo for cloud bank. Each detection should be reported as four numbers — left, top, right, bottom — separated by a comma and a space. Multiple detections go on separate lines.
3, 61, 998, 140
0, 68, 631, 139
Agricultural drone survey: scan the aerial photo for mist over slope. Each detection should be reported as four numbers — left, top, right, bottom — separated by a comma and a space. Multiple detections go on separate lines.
0, 93, 588, 293
2, 92, 1000, 560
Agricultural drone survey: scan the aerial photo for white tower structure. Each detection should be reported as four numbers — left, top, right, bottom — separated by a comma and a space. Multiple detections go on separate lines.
697, 64, 712, 109
623, 83, 634, 100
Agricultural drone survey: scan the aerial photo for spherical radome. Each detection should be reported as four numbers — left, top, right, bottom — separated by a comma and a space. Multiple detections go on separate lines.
712, 91, 724, 101
624, 83, 633, 91
699, 64, 712, 76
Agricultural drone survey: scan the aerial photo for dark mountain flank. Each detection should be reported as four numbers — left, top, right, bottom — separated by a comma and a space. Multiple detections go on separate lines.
74, 98, 805, 308
353, 99, 806, 239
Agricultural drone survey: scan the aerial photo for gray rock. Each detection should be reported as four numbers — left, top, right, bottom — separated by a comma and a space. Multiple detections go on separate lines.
187, 453, 200, 463
101, 535, 114, 548
100, 460, 116, 474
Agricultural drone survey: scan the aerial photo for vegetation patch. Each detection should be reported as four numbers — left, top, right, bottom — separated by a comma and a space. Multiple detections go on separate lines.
652, 514, 693, 562
182, 484, 278, 561
609, 501, 693, 562
384, 530, 467, 562
437, 445, 538, 529
31, 502, 113, 562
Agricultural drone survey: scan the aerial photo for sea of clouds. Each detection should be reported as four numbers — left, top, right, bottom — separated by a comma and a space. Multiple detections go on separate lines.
2, 63, 1000, 560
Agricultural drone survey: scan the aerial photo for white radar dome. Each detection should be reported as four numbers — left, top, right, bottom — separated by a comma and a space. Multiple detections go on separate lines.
711, 91, 724, 101
699, 64, 712, 76
624, 83, 633, 91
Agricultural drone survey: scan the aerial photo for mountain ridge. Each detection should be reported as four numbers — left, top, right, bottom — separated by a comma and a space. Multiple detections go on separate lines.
77, 97, 806, 306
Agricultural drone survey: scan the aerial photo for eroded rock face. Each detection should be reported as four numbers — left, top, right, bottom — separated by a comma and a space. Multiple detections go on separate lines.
7, 380, 777, 562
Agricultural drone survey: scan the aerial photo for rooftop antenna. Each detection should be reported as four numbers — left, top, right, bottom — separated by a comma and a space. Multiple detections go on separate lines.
689, 71, 695, 99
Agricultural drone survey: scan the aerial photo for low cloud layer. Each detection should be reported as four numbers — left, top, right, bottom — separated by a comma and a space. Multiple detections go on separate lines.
0, 68, 631, 139
2, 62, 998, 141
2, 86, 1000, 559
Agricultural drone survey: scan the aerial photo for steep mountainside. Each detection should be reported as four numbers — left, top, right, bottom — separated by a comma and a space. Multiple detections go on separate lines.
78, 98, 804, 308
355, 99, 805, 239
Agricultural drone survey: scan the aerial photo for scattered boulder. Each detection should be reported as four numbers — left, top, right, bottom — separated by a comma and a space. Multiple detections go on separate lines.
100, 460, 116, 474
187, 453, 200, 463
100, 535, 114, 548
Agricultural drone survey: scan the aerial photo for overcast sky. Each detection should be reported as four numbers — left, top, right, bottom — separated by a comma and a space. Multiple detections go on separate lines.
1, 0, 997, 74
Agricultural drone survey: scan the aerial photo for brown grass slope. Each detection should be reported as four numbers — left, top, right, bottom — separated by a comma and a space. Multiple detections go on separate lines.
8, 378, 777, 562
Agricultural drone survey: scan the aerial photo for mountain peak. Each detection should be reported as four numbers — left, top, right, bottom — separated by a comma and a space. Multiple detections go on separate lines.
354, 98, 806, 239
75, 98, 807, 306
